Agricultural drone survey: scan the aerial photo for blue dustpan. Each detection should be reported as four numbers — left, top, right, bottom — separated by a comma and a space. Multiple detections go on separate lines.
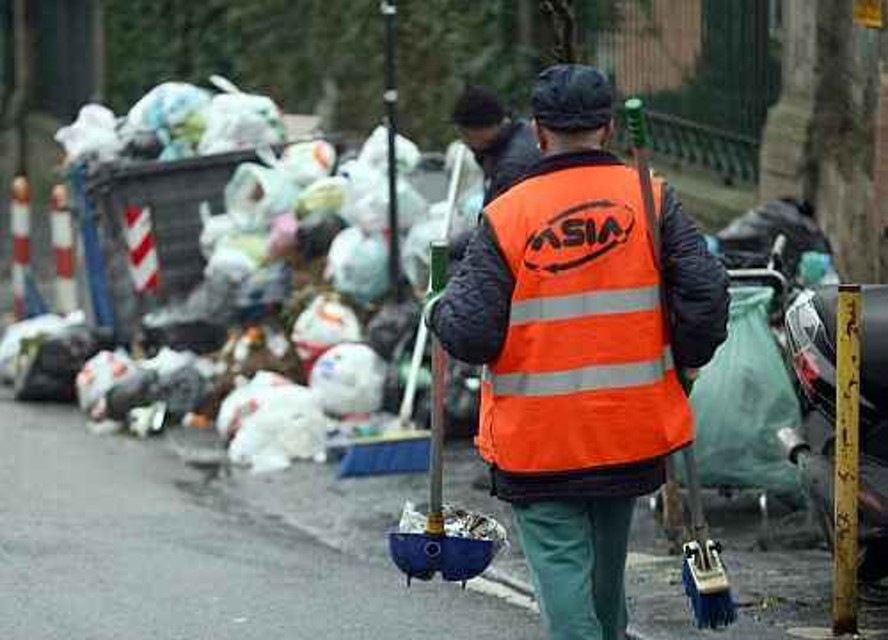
387, 241, 497, 586
388, 531, 495, 585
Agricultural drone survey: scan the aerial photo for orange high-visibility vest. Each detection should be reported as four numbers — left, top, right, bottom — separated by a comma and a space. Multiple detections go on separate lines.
478, 162, 693, 473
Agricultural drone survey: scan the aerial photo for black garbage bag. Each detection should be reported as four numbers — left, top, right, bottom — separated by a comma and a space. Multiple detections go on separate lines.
296, 211, 347, 262
141, 274, 236, 355
156, 365, 210, 418
14, 362, 78, 402
717, 198, 830, 277
366, 300, 422, 361
14, 324, 113, 403
105, 369, 160, 420
35, 324, 114, 378
142, 321, 228, 356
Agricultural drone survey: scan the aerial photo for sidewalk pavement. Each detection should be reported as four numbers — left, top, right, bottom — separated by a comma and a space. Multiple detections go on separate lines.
167, 428, 888, 639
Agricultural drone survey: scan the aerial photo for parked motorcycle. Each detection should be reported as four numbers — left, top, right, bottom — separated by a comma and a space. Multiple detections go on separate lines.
782, 284, 888, 582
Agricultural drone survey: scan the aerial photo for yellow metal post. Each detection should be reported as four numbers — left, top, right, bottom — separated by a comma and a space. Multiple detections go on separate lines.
833, 284, 862, 636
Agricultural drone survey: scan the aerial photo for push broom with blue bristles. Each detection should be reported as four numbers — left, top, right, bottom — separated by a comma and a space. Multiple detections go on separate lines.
625, 97, 737, 629
337, 132, 467, 477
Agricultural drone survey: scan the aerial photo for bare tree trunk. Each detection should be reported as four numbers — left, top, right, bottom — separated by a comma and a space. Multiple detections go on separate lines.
541, 0, 577, 64
761, 0, 884, 283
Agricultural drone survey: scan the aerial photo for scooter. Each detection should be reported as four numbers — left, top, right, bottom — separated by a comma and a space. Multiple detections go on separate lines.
782, 284, 888, 582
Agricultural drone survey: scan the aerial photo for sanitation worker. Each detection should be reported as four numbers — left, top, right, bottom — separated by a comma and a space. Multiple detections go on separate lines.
427, 64, 729, 640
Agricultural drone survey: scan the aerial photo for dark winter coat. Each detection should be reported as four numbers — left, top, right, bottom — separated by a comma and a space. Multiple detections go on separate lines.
428, 150, 730, 502
475, 120, 541, 205
450, 121, 540, 261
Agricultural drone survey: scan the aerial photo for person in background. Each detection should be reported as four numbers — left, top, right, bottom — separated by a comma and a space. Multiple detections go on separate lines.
428, 64, 730, 640
447, 86, 542, 483
451, 84, 541, 205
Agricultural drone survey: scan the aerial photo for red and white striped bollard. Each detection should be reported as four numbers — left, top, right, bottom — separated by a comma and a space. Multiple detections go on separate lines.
50, 184, 78, 314
124, 204, 160, 293
11, 176, 30, 319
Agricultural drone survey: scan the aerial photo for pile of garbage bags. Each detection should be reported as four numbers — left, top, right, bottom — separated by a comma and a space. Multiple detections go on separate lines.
11, 120, 489, 476
0, 312, 114, 403
55, 77, 287, 165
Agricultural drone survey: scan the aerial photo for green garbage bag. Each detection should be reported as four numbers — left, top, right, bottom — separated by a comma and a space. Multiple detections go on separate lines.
685, 286, 801, 492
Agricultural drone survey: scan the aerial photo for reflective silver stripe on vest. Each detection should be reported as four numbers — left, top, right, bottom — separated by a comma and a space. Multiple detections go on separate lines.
509, 285, 660, 325
490, 348, 675, 397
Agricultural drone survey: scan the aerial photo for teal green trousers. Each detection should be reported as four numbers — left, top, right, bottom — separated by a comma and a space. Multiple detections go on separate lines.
512, 498, 636, 640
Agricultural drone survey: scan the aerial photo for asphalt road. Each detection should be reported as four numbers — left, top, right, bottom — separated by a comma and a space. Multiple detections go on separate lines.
0, 396, 542, 640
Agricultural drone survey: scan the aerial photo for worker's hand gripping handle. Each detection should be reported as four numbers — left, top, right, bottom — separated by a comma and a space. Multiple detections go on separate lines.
429, 241, 448, 296
426, 240, 449, 537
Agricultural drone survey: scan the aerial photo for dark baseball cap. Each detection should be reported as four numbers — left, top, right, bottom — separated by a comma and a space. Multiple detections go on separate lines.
531, 64, 614, 132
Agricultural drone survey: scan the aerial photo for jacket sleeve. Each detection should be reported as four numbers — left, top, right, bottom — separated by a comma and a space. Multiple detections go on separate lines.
661, 186, 730, 369
428, 217, 515, 365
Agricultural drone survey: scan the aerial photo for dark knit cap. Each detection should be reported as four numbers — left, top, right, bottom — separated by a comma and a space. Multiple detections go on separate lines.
531, 64, 614, 131
451, 85, 506, 128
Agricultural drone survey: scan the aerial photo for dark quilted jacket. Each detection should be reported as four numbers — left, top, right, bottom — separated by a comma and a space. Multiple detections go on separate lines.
428, 150, 730, 502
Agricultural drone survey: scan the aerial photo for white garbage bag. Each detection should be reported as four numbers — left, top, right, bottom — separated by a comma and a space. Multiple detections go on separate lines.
199, 207, 238, 260
280, 140, 337, 187
324, 227, 363, 281
445, 139, 485, 196
357, 125, 421, 174
76, 350, 141, 418
126, 82, 211, 134
140, 348, 197, 377
456, 185, 485, 231
401, 217, 448, 290
327, 228, 390, 304
0, 312, 84, 383
199, 90, 285, 155
218, 371, 327, 472
309, 343, 387, 416
338, 160, 384, 204
290, 295, 362, 362
342, 176, 429, 234
426, 186, 483, 239
227, 383, 327, 472
224, 163, 299, 231
217, 371, 293, 438
204, 233, 268, 282
123, 82, 211, 160
55, 104, 123, 164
